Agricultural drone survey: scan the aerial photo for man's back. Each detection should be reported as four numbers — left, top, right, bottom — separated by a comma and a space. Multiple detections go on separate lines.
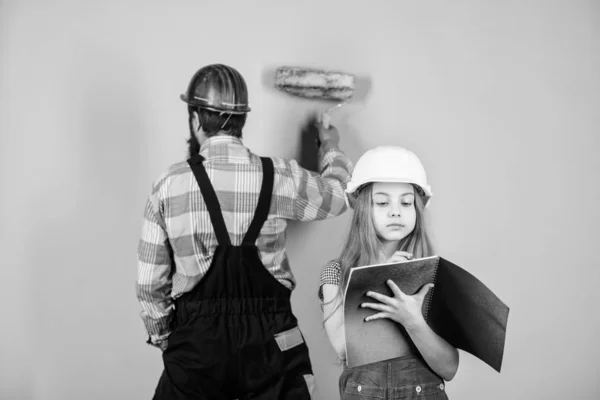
137, 134, 353, 348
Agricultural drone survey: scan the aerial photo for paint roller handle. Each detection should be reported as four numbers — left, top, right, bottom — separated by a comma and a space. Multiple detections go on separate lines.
315, 119, 340, 149
320, 103, 344, 129
321, 112, 332, 129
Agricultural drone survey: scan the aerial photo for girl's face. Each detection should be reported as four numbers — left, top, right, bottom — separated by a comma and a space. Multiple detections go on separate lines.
371, 182, 417, 244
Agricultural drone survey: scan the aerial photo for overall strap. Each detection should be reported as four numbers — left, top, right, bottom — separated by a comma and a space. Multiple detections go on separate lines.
242, 157, 274, 246
187, 155, 231, 246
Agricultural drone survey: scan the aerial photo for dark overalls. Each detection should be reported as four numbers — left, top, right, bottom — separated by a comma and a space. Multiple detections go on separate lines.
153, 155, 314, 400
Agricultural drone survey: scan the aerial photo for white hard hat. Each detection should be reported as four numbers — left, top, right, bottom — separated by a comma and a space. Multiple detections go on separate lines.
346, 146, 433, 208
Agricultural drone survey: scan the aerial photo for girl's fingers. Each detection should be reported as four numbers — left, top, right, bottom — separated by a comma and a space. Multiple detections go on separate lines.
365, 291, 392, 304
361, 302, 391, 312
386, 280, 405, 298
364, 312, 390, 322
416, 283, 434, 299
387, 251, 413, 263
393, 251, 413, 259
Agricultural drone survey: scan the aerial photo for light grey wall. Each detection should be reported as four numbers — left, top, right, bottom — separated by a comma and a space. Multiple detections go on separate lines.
1, 1, 599, 399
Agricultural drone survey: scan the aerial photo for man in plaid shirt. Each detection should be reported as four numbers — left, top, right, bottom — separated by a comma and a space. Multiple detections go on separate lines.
137, 64, 354, 399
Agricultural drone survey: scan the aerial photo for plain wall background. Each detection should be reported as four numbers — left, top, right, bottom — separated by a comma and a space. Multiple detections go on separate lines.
1, 1, 599, 399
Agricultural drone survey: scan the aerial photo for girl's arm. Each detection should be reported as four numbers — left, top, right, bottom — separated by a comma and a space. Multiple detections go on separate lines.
403, 317, 459, 381
321, 284, 346, 361
362, 281, 459, 381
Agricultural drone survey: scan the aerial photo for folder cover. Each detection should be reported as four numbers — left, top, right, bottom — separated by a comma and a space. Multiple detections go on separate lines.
343, 256, 509, 372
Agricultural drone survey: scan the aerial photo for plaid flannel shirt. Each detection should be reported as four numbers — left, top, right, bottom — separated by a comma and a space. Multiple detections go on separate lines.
137, 135, 353, 349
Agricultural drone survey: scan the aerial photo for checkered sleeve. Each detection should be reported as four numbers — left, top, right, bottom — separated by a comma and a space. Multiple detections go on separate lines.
318, 260, 342, 302
289, 140, 354, 221
136, 183, 174, 350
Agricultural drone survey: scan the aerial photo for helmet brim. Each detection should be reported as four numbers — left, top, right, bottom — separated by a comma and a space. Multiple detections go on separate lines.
345, 180, 432, 209
180, 93, 251, 114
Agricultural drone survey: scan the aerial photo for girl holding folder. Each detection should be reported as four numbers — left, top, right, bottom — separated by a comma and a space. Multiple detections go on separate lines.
318, 146, 459, 399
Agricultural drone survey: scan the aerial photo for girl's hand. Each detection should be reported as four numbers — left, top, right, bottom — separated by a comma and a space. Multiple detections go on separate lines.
361, 280, 434, 330
386, 251, 413, 263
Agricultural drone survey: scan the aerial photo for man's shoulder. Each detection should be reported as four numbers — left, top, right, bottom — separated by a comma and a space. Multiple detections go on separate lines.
151, 160, 192, 193
166, 160, 192, 175
258, 154, 303, 173
249, 152, 282, 164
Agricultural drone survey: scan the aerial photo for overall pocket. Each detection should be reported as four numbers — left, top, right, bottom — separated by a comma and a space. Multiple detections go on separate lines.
340, 368, 386, 399
390, 381, 448, 399
274, 326, 316, 399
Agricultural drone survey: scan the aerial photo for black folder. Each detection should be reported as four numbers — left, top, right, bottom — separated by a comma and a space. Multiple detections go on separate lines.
343, 256, 509, 372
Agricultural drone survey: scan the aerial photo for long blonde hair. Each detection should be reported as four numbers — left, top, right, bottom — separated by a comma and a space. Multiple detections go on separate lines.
323, 183, 434, 322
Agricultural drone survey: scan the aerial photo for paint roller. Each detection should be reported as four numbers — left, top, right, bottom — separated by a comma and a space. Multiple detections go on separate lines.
274, 66, 357, 129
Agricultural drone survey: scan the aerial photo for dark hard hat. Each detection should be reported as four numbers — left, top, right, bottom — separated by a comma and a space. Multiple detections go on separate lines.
180, 64, 251, 114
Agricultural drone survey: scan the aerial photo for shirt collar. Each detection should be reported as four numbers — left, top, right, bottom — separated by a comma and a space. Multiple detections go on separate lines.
200, 134, 244, 151
198, 135, 247, 160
